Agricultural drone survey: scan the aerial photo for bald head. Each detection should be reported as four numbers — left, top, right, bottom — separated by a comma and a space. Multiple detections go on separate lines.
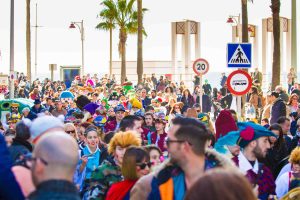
32, 131, 78, 185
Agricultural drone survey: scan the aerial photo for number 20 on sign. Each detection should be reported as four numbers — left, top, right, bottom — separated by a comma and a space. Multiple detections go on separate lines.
193, 58, 209, 76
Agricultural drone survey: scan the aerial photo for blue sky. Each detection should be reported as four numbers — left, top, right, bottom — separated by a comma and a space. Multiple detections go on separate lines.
0, 0, 296, 78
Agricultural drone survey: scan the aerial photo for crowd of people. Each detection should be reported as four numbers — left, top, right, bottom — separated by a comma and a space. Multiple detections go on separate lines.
0, 70, 300, 200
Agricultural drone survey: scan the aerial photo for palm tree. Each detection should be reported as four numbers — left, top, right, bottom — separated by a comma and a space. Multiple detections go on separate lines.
270, 0, 281, 90
26, 0, 31, 81
137, 0, 143, 84
97, 0, 146, 84
241, 0, 253, 117
96, 13, 115, 77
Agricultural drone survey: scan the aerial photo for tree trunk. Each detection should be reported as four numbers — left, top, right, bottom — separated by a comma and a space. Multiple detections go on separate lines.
137, 0, 143, 84
109, 25, 113, 77
241, 0, 249, 118
119, 29, 127, 84
26, 0, 31, 82
271, 0, 281, 90
241, 0, 249, 43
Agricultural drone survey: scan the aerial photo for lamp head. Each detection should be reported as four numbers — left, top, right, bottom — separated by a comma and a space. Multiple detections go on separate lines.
226, 17, 234, 24
69, 23, 76, 29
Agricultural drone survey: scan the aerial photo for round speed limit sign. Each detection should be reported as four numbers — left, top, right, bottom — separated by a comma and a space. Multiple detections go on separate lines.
193, 58, 209, 76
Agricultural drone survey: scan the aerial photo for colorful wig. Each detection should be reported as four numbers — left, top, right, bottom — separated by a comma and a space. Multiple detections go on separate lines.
108, 131, 142, 154
289, 147, 300, 164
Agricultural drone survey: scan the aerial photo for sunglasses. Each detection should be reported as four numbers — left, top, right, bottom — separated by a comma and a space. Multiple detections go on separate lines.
66, 130, 76, 134
166, 138, 186, 147
136, 162, 152, 169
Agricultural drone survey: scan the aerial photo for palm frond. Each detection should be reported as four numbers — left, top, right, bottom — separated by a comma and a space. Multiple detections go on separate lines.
126, 0, 136, 15
96, 21, 115, 31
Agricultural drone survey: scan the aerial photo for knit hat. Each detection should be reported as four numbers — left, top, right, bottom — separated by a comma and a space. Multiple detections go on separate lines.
83, 103, 99, 115
93, 115, 107, 127
30, 116, 64, 143
215, 110, 238, 141
59, 91, 75, 100
236, 122, 276, 148
214, 131, 240, 154
154, 112, 167, 124
198, 113, 209, 126
122, 82, 134, 95
130, 98, 142, 109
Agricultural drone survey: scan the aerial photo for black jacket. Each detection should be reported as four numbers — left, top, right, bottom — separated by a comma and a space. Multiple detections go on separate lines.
25, 111, 38, 121
28, 180, 80, 200
180, 95, 195, 108
9, 138, 33, 163
264, 141, 289, 178
270, 98, 287, 125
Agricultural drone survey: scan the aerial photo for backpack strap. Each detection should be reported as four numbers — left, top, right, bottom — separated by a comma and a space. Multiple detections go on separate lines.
289, 171, 292, 189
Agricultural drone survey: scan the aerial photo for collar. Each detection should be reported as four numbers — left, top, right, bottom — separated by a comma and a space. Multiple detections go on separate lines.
34, 180, 78, 193
86, 145, 100, 154
238, 152, 259, 174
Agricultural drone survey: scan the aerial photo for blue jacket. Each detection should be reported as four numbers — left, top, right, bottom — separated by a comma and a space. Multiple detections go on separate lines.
0, 134, 24, 200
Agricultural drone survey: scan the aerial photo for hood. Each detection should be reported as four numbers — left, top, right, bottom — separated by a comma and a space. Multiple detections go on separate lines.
152, 148, 238, 178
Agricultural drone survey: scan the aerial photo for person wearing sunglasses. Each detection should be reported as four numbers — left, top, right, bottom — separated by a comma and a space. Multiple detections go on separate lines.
106, 146, 150, 200
64, 123, 79, 141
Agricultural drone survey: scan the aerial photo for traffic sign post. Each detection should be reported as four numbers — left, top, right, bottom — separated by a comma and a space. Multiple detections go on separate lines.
227, 43, 252, 68
226, 70, 252, 116
193, 58, 209, 109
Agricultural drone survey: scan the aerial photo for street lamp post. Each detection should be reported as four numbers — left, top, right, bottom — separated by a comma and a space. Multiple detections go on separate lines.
9, 0, 15, 99
227, 14, 241, 42
69, 20, 84, 77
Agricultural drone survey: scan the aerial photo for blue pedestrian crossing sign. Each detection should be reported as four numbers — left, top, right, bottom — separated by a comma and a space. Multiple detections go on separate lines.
227, 43, 252, 68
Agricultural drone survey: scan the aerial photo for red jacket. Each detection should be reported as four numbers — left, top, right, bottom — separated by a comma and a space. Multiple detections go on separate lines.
150, 131, 167, 152
104, 120, 117, 133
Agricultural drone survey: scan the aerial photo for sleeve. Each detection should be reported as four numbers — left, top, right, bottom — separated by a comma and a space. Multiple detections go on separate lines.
73, 151, 86, 191
275, 172, 289, 198
82, 166, 108, 200
130, 175, 153, 200
0, 134, 24, 200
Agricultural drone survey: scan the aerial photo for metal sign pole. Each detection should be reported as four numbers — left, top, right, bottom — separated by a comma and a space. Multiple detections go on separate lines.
199, 74, 203, 109
237, 95, 242, 117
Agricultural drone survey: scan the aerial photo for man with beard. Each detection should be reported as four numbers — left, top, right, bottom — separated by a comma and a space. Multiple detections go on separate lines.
232, 122, 276, 200
28, 132, 80, 200
130, 117, 236, 199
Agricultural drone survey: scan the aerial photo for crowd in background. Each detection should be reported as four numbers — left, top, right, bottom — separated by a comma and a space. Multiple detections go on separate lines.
0, 69, 300, 200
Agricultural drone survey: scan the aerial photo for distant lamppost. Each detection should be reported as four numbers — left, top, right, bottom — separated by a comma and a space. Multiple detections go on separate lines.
9, 0, 15, 99
227, 14, 255, 41
227, 14, 241, 41
69, 20, 84, 77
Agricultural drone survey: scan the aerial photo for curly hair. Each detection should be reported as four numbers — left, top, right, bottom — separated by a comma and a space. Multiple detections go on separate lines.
108, 131, 142, 154
289, 147, 300, 164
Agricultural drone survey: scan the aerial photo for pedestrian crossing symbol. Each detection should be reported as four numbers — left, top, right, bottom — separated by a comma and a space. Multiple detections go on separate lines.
227, 43, 252, 68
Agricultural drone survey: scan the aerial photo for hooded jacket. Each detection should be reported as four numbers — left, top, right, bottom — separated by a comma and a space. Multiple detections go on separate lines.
130, 149, 237, 200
